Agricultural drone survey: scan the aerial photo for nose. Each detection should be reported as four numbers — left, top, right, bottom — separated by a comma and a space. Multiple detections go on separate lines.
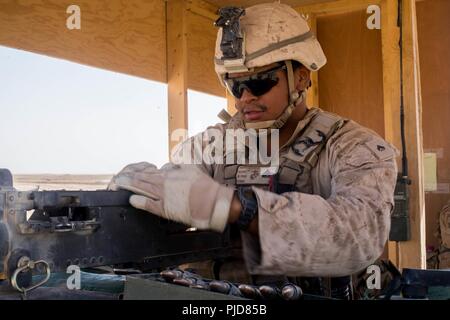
238, 88, 258, 104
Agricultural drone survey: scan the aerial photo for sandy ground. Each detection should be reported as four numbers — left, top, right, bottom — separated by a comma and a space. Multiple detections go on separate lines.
13, 174, 113, 191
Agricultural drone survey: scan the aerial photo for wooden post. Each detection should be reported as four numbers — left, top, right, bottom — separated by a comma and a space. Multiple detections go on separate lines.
166, 0, 189, 158
398, 0, 426, 269
381, 0, 401, 268
381, 0, 426, 269
305, 13, 320, 108
186, 0, 219, 21
297, 0, 381, 16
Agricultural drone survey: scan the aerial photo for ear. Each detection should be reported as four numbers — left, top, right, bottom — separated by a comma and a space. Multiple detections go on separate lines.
294, 66, 311, 92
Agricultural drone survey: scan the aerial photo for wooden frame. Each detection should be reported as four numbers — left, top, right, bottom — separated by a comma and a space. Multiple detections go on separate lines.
380, 0, 426, 269
167, 0, 188, 156
394, 0, 426, 269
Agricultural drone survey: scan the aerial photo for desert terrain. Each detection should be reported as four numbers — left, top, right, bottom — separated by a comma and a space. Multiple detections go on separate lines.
13, 174, 113, 191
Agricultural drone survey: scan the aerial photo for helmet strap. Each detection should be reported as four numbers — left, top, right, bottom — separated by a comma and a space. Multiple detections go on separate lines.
245, 61, 304, 130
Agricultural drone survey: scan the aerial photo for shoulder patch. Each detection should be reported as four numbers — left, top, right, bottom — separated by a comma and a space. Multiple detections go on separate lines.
364, 138, 396, 161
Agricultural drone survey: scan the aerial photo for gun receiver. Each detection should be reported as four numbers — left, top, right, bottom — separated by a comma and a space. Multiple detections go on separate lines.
0, 169, 234, 289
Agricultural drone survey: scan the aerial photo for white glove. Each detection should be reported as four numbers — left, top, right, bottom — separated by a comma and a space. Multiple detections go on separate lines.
108, 162, 159, 191
112, 163, 235, 232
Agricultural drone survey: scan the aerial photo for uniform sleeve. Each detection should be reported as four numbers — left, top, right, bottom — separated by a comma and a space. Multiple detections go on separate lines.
241, 128, 398, 277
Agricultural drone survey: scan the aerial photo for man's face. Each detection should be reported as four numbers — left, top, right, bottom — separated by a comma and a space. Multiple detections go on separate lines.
229, 63, 290, 123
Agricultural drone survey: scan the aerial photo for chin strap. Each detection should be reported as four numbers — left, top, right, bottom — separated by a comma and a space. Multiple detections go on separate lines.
245, 60, 304, 130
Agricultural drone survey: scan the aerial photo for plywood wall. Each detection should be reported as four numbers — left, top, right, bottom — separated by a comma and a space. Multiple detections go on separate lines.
317, 9, 384, 137
0, 0, 224, 97
0, 0, 167, 83
416, 0, 450, 250
316, 9, 387, 259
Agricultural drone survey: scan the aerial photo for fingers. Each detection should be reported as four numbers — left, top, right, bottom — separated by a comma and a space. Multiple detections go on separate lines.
160, 163, 180, 171
107, 180, 120, 191
133, 172, 165, 186
130, 195, 164, 216
108, 162, 158, 190
115, 175, 163, 199
119, 162, 158, 174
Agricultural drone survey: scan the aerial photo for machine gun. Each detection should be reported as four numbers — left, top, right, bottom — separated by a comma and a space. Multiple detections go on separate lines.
0, 168, 236, 296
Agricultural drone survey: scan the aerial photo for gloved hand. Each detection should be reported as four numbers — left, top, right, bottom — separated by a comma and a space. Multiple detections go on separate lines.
108, 162, 158, 190
110, 163, 235, 232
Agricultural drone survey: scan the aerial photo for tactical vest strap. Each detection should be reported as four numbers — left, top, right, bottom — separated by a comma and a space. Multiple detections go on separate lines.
287, 110, 346, 168
305, 115, 346, 168
222, 109, 347, 193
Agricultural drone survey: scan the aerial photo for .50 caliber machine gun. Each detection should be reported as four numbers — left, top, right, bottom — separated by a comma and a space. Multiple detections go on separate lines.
0, 168, 236, 298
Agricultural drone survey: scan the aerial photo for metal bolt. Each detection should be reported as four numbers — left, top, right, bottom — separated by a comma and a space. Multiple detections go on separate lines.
9, 196, 14, 202
9, 209, 14, 215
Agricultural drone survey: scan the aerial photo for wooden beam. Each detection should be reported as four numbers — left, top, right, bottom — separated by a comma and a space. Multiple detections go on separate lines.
297, 0, 381, 16
186, 2, 225, 97
397, 0, 426, 269
382, 0, 425, 269
167, 0, 189, 158
0, 0, 166, 83
186, 0, 219, 21
381, 0, 401, 267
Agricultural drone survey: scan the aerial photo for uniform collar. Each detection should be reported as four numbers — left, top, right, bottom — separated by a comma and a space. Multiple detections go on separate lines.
225, 107, 322, 151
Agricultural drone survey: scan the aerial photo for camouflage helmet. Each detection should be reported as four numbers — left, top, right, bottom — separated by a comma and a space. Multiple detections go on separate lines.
213, 3, 326, 130
214, 3, 326, 76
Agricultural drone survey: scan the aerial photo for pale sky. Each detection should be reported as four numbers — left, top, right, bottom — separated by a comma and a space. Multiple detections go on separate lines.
0, 45, 226, 174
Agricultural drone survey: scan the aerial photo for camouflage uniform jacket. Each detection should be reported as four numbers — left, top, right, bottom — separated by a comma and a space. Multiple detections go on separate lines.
173, 107, 398, 277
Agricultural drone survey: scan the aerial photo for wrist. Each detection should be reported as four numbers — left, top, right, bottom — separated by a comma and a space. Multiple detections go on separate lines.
236, 186, 258, 231
228, 191, 243, 223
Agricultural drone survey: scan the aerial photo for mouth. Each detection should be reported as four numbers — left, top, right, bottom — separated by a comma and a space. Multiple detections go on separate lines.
243, 109, 265, 121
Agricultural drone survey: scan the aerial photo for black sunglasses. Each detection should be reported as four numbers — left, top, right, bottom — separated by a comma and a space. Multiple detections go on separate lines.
223, 65, 286, 99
